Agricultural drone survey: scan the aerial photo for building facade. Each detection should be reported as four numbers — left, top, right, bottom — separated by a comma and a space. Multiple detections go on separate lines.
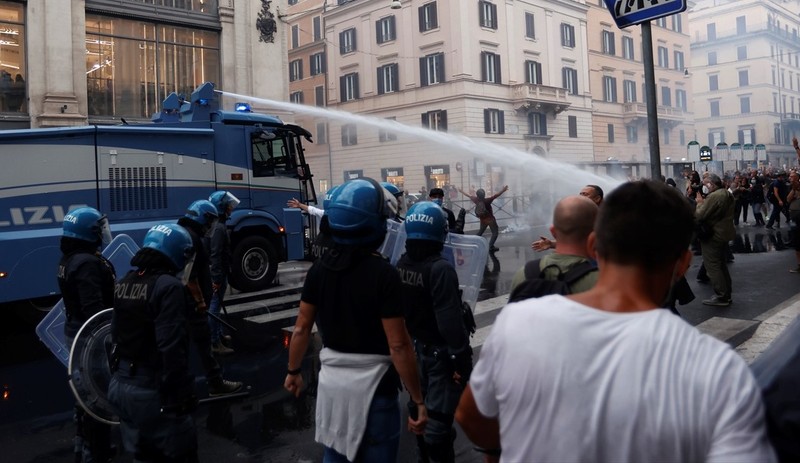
587, 0, 694, 173
286, 0, 596, 196
690, 0, 800, 167
0, 0, 288, 130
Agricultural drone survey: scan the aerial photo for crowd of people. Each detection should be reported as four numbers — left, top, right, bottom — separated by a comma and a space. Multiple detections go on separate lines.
59, 167, 800, 462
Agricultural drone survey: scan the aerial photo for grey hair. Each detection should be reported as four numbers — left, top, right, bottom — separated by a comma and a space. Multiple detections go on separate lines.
707, 174, 723, 188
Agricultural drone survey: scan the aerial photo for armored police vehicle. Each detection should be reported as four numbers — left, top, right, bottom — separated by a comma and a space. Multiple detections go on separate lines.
0, 82, 315, 316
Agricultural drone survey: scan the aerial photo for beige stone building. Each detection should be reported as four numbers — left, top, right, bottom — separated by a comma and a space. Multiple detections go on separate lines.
587, 0, 694, 177
285, 0, 331, 192
690, 0, 800, 167
287, 0, 595, 195
0, 0, 288, 130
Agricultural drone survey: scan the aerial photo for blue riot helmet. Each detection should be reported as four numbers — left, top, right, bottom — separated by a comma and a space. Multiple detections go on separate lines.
380, 181, 405, 219
322, 185, 340, 210
326, 178, 394, 246
62, 207, 113, 247
185, 199, 219, 233
209, 190, 240, 217
142, 223, 195, 282
404, 201, 448, 243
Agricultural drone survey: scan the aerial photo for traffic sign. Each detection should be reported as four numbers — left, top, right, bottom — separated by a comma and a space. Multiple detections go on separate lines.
699, 145, 713, 162
604, 0, 687, 29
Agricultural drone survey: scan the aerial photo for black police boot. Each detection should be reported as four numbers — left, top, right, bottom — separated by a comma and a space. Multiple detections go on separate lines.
208, 377, 243, 397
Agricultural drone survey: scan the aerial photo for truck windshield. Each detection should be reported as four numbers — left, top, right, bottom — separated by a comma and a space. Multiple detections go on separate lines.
252, 130, 298, 177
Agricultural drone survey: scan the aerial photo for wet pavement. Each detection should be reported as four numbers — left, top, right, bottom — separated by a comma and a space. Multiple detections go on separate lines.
1, 224, 798, 462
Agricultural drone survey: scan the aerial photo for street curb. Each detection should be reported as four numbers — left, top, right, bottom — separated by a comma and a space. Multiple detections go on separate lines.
736, 293, 800, 364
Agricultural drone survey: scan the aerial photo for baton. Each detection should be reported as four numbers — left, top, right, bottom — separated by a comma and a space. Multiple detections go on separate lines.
206, 310, 237, 332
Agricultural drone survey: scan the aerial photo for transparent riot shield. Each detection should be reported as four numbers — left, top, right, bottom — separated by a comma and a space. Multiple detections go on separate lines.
36, 234, 140, 366
68, 308, 118, 425
378, 220, 489, 311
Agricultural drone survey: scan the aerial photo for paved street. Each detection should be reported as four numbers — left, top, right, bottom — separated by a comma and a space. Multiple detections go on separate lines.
0, 225, 798, 462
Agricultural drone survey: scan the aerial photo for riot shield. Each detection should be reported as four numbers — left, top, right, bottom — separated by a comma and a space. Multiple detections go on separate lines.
68, 308, 119, 425
378, 219, 489, 310
36, 234, 140, 367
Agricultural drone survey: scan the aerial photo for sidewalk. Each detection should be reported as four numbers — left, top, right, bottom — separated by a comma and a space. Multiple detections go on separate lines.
736, 292, 800, 364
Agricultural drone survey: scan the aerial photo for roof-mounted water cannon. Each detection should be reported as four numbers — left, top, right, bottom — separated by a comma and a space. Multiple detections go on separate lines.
151, 92, 184, 123
186, 82, 218, 122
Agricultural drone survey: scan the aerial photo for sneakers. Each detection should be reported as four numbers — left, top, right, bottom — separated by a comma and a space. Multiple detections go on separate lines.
765, 225, 775, 230
696, 276, 710, 284
702, 295, 732, 307
208, 378, 243, 397
790, 266, 800, 273
489, 246, 500, 252
211, 342, 234, 355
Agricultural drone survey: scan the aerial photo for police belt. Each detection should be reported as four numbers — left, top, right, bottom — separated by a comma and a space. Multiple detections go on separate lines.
114, 357, 159, 378
413, 339, 447, 357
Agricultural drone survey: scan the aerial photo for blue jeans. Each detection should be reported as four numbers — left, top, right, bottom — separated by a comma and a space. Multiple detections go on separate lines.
207, 280, 227, 344
322, 393, 401, 463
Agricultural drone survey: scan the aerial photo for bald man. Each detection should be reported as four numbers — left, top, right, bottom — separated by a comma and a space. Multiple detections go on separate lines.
510, 195, 599, 293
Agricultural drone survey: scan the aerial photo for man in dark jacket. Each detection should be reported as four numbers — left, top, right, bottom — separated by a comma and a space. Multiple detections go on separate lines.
207, 191, 240, 354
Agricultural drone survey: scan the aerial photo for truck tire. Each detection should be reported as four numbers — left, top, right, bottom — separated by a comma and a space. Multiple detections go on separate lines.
229, 235, 279, 292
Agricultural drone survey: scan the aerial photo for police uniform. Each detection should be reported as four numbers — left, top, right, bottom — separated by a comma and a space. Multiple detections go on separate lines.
177, 217, 222, 378
396, 252, 472, 462
108, 267, 197, 462
57, 245, 116, 462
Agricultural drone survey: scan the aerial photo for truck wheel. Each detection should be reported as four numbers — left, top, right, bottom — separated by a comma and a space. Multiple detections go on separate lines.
230, 236, 279, 292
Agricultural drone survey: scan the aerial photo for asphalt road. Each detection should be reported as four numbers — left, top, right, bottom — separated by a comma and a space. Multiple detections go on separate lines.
0, 224, 797, 462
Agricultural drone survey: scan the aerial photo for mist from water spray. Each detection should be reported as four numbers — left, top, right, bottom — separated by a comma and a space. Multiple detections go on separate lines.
219, 90, 624, 228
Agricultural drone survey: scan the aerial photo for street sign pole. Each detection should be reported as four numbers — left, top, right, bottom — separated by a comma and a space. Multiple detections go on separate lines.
641, 22, 661, 181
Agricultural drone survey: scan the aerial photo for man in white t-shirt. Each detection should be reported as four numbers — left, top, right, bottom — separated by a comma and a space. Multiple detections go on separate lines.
455, 180, 775, 463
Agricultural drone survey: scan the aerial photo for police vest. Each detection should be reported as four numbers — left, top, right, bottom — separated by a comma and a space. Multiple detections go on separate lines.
396, 254, 447, 346
112, 271, 167, 369
57, 251, 115, 335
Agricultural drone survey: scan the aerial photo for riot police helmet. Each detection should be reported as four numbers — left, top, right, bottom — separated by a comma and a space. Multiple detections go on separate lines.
326, 178, 396, 246
322, 185, 340, 210
404, 201, 448, 243
62, 206, 113, 247
185, 199, 219, 227
380, 181, 406, 219
209, 190, 241, 216
142, 223, 195, 271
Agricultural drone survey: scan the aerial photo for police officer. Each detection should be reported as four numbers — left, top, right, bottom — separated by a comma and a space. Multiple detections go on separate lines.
381, 181, 406, 220
207, 191, 240, 354
284, 178, 427, 462
108, 223, 198, 463
396, 201, 473, 463
177, 200, 242, 396
57, 206, 115, 463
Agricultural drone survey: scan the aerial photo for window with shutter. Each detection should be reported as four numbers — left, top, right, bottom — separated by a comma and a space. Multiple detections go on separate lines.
568, 116, 577, 138
525, 13, 535, 39
419, 2, 438, 32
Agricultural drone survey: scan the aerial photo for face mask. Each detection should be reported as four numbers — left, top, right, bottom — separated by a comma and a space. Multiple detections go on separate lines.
702, 185, 710, 195
431, 198, 443, 206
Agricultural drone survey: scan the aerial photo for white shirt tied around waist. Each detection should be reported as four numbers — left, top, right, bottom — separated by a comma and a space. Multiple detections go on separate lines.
315, 347, 393, 461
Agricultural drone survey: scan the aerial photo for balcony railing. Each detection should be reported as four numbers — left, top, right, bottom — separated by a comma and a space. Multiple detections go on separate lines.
623, 102, 685, 118
512, 84, 571, 114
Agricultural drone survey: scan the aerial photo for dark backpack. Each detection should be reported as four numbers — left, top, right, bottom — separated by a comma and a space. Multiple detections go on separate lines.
508, 259, 597, 303
474, 200, 489, 218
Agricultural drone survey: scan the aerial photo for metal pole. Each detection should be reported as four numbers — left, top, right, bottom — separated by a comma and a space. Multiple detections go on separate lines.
641, 22, 661, 180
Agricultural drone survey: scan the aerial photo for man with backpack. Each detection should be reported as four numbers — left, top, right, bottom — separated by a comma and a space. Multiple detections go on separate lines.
458, 185, 508, 252
509, 195, 599, 301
